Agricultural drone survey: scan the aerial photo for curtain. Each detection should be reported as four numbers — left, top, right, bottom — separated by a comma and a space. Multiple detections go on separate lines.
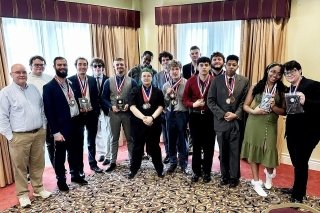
2, 18, 91, 77
157, 25, 177, 58
90, 25, 140, 77
239, 18, 287, 84
176, 21, 241, 65
239, 18, 288, 159
0, 19, 14, 187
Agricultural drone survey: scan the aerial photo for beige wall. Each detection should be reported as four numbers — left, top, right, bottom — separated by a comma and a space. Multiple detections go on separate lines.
66, 0, 320, 169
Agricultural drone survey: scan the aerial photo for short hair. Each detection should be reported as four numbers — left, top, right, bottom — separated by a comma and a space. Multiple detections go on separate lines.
168, 59, 182, 70
158, 51, 173, 63
190, 46, 200, 51
283, 60, 302, 71
113, 57, 125, 62
29, 55, 46, 66
210, 52, 225, 62
142, 51, 153, 58
226, 55, 239, 63
74, 57, 88, 67
141, 67, 153, 75
196, 56, 211, 65
53, 56, 66, 66
90, 58, 105, 67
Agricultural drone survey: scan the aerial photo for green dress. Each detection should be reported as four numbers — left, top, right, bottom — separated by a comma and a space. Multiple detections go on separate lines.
240, 93, 281, 168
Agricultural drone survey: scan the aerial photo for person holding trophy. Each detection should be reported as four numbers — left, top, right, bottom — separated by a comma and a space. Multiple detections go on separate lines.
280, 60, 320, 203
240, 63, 286, 197
101, 58, 137, 172
68, 57, 103, 176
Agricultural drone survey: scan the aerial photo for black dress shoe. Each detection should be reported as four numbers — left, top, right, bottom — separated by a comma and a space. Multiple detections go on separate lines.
166, 164, 177, 173
127, 171, 137, 179
102, 158, 111, 166
220, 178, 229, 186
229, 179, 239, 188
71, 177, 88, 185
163, 156, 170, 164
203, 174, 211, 183
57, 182, 69, 192
105, 163, 117, 172
98, 155, 105, 162
157, 171, 165, 178
91, 166, 103, 173
280, 187, 293, 195
191, 174, 200, 183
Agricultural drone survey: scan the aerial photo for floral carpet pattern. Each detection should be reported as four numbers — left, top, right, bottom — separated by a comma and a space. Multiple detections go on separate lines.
4, 161, 320, 212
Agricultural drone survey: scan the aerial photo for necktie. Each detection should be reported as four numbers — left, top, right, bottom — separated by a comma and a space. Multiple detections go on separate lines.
97, 77, 101, 93
229, 77, 233, 86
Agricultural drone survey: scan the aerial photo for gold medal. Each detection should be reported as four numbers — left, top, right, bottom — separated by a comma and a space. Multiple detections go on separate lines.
142, 103, 151, 109
229, 96, 235, 103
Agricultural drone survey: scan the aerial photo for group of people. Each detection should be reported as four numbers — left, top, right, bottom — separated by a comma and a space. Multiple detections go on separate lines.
0, 46, 319, 208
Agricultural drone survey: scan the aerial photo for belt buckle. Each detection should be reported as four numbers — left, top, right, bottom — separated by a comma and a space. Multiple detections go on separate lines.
200, 110, 205, 114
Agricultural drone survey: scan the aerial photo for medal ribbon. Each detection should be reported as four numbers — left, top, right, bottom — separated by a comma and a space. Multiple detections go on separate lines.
55, 76, 73, 103
197, 75, 210, 98
225, 74, 235, 97
264, 83, 277, 95
115, 76, 126, 96
77, 75, 88, 97
170, 77, 182, 94
142, 85, 152, 103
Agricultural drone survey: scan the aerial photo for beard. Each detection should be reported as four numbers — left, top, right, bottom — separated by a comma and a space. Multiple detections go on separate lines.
211, 64, 223, 71
55, 68, 68, 78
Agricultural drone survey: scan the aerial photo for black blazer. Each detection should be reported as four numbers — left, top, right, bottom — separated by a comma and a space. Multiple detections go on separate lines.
182, 63, 198, 80
43, 79, 77, 140
68, 75, 100, 116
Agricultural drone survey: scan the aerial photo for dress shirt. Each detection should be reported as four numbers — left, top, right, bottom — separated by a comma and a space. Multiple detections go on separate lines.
0, 82, 45, 141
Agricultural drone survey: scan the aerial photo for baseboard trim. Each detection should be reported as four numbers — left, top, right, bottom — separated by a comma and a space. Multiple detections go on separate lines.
281, 153, 320, 171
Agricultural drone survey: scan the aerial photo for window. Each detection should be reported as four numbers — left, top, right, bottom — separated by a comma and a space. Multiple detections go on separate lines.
2, 18, 91, 77
177, 20, 241, 65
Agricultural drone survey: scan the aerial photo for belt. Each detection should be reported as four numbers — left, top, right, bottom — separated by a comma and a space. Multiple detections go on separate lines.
190, 109, 210, 115
14, 128, 40, 134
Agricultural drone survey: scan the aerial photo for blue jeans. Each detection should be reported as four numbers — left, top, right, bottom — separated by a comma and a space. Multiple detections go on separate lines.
166, 111, 188, 168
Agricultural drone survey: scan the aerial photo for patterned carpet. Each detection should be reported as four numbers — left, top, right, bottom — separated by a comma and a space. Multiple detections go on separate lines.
4, 161, 320, 212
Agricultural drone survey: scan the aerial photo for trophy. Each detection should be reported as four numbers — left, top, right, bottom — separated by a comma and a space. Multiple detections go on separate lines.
78, 97, 92, 110
116, 99, 125, 111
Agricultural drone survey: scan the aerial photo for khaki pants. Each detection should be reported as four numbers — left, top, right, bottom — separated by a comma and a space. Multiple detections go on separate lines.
9, 128, 46, 197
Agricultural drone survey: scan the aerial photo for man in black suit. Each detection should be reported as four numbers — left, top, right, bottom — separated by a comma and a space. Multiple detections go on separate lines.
91, 58, 112, 166
281, 60, 320, 203
182, 46, 201, 80
43, 57, 85, 191
68, 57, 103, 174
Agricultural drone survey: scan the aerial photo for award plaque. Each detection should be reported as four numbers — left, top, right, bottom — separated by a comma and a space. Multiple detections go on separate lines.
285, 93, 304, 114
142, 103, 151, 109
260, 93, 272, 112
78, 97, 92, 110
116, 99, 124, 110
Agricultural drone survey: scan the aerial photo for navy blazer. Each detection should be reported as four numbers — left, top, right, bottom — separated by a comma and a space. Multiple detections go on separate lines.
43, 78, 77, 140
68, 75, 100, 116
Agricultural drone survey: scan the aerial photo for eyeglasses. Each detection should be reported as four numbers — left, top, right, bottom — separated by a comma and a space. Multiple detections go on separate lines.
12, 71, 27, 75
32, 64, 45, 67
284, 68, 298, 76
93, 64, 103, 68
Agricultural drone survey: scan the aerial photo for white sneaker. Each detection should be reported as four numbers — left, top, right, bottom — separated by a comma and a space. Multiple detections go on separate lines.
264, 168, 276, 189
18, 195, 31, 208
251, 179, 268, 197
33, 190, 52, 199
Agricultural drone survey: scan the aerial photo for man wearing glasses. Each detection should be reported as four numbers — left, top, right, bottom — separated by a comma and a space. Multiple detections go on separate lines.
90, 58, 112, 166
0, 64, 51, 208
28, 55, 55, 168
281, 60, 320, 203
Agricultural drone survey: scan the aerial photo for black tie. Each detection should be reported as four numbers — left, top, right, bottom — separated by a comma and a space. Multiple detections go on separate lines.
229, 77, 233, 86
97, 77, 101, 93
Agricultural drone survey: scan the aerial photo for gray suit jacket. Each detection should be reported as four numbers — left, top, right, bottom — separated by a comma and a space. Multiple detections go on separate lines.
207, 74, 249, 132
